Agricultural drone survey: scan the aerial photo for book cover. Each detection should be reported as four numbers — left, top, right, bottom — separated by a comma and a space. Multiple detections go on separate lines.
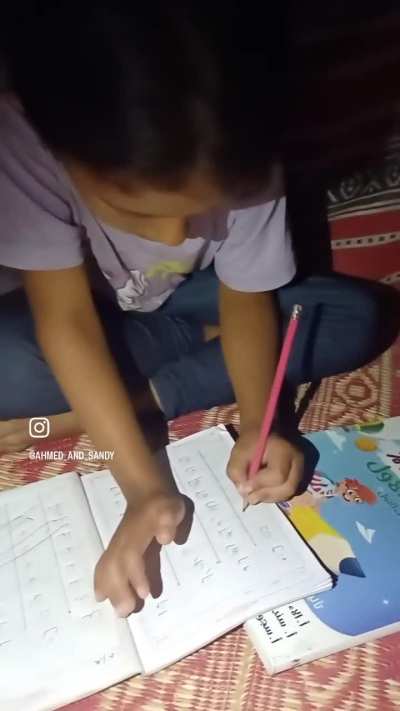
245, 417, 400, 672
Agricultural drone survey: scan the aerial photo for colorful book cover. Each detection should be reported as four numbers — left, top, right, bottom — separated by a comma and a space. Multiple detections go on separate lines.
245, 417, 400, 673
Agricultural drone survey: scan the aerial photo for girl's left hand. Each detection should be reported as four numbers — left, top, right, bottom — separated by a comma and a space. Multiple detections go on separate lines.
227, 429, 304, 505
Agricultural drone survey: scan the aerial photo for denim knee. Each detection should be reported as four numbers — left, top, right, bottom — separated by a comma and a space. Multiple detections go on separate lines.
0, 325, 68, 419
0, 336, 35, 418
366, 281, 400, 359
338, 278, 400, 366
279, 274, 399, 384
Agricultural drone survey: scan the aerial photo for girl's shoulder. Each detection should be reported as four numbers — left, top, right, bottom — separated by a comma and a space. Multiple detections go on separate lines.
0, 94, 84, 274
0, 92, 43, 151
0, 93, 76, 216
0, 92, 22, 110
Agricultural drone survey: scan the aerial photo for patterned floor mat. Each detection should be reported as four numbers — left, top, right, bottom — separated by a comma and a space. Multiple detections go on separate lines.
1, 335, 399, 710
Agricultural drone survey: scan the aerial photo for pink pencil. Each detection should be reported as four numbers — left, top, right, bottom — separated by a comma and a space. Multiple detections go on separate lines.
242, 304, 303, 512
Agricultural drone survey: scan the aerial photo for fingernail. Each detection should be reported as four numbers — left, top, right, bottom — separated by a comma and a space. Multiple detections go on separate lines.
157, 530, 172, 545
238, 483, 252, 495
94, 589, 105, 602
116, 603, 131, 617
137, 585, 149, 600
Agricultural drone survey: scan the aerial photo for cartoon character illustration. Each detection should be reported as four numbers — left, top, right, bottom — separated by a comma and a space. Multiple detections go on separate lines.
279, 470, 377, 578
113, 270, 148, 311
102, 269, 149, 311
284, 471, 377, 512
334, 477, 377, 505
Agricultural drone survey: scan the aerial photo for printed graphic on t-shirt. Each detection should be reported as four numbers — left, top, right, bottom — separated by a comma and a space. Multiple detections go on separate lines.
104, 260, 192, 312
112, 269, 148, 311
146, 260, 192, 279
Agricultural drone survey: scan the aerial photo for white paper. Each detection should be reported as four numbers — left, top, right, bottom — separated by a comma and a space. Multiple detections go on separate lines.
83, 426, 331, 673
245, 600, 400, 674
0, 472, 140, 711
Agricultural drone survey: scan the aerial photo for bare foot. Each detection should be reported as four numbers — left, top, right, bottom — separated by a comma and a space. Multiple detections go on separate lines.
0, 412, 82, 454
0, 383, 164, 455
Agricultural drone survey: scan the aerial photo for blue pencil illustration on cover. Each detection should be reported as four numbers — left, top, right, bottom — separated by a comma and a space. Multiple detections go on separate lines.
245, 416, 400, 673
281, 419, 400, 635
281, 467, 377, 579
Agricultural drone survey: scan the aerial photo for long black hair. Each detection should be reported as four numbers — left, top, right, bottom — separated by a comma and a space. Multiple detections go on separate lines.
2, 2, 287, 194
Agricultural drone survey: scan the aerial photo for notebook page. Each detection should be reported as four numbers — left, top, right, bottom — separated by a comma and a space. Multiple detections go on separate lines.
0, 472, 140, 711
83, 427, 331, 673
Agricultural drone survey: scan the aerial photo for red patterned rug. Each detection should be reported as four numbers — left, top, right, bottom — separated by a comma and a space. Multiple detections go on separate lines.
1, 334, 399, 711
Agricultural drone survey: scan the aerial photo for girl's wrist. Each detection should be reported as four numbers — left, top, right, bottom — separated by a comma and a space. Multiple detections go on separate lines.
112, 453, 175, 504
239, 418, 263, 437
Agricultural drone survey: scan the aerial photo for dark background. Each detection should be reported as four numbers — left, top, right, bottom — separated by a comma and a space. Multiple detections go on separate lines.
1, 3, 399, 276
284, 2, 400, 275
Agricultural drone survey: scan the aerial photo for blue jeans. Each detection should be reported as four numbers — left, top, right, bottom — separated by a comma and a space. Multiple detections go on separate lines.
0, 269, 398, 420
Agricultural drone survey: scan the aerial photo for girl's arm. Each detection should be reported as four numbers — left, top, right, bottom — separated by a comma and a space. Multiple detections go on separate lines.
219, 282, 303, 504
219, 283, 278, 431
23, 265, 162, 497
23, 266, 186, 615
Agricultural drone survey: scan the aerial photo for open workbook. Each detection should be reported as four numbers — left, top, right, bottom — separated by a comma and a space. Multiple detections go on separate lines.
0, 426, 331, 711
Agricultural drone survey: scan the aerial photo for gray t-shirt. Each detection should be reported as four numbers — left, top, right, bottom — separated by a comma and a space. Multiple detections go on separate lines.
0, 96, 296, 311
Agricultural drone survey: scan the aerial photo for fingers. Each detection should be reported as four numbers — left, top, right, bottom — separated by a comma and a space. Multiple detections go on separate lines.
154, 497, 186, 545
94, 551, 150, 617
248, 455, 303, 505
94, 494, 186, 617
94, 557, 137, 617
227, 446, 251, 493
174, 495, 195, 545
126, 554, 150, 602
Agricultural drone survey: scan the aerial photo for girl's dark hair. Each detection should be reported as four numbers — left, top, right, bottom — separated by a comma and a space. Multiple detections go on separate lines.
3, 2, 286, 193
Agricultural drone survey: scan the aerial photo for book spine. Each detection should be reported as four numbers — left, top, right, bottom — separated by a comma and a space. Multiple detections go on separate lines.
245, 600, 400, 674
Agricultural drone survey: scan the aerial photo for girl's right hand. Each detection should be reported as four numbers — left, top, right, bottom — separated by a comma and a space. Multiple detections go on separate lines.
94, 490, 186, 616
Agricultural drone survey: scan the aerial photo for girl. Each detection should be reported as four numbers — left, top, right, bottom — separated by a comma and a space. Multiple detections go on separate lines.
0, 3, 397, 615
